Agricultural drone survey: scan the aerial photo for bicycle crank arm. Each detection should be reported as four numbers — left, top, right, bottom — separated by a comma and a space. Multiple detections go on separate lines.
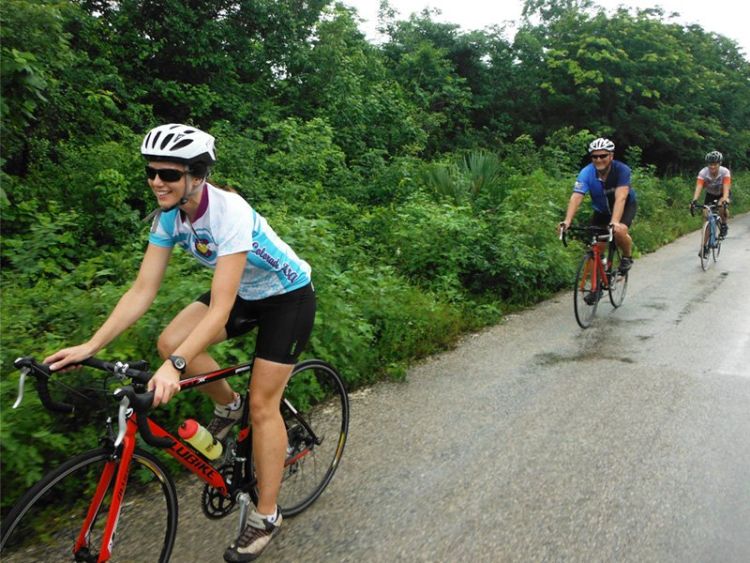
237, 492, 252, 536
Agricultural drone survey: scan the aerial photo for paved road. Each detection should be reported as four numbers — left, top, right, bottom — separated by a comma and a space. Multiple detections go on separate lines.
172, 214, 750, 562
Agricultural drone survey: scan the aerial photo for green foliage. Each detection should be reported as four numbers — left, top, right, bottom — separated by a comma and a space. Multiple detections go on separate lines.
263, 117, 349, 199
1, 0, 70, 164
420, 150, 508, 206
2, 201, 81, 276
513, 2, 750, 169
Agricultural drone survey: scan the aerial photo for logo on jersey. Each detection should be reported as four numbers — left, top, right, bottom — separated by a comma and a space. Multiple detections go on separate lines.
194, 237, 213, 258
189, 227, 215, 260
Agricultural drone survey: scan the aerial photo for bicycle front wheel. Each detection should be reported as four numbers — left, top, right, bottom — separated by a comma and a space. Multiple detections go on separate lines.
1, 447, 178, 562
608, 249, 629, 308
574, 253, 599, 328
275, 359, 349, 517
713, 221, 722, 261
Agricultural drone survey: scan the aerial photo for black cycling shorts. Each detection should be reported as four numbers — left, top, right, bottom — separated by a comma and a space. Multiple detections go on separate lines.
197, 283, 316, 365
591, 198, 637, 228
703, 192, 726, 205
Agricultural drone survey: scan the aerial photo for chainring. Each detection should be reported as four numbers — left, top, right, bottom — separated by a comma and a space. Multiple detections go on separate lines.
201, 464, 236, 519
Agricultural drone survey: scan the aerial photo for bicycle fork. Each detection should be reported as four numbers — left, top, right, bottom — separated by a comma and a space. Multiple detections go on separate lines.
74, 417, 138, 562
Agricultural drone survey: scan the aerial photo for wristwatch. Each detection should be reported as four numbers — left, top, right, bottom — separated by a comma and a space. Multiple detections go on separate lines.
168, 355, 187, 374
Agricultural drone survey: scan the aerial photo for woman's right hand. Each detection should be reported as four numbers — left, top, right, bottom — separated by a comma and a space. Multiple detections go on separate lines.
44, 343, 97, 372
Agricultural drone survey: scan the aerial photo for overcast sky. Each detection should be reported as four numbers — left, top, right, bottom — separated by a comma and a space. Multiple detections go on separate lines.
342, 0, 749, 60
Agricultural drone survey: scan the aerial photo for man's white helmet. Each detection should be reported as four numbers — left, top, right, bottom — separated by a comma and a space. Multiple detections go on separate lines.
588, 137, 615, 153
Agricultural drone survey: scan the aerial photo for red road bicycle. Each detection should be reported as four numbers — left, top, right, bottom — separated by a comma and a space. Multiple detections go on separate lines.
560, 225, 629, 328
1, 355, 349, 562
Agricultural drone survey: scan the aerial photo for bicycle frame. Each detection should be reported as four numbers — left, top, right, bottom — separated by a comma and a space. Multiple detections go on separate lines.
71, 363, 251, 560
707, 210, 719, 248
580, 240, 610, 294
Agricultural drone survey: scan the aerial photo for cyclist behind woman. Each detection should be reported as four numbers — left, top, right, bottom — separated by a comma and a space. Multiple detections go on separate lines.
44, 124, 314, 562
558, 137, 638, 274
691, 150, 731, 244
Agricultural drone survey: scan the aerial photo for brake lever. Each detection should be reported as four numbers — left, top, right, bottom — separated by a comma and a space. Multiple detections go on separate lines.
114, 392, 131, 448
12, 367, 30, 409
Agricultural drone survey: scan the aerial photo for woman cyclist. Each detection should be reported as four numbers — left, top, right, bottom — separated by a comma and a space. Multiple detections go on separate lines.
692, 150, 731, 251
44, 123, 315, 562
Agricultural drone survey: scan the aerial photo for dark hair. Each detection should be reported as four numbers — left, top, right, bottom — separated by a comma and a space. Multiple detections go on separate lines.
188, 161, 210, 179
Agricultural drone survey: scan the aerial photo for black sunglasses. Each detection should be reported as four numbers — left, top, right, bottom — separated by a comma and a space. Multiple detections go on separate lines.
145, 166, 186, 182
590, 153, 610, 160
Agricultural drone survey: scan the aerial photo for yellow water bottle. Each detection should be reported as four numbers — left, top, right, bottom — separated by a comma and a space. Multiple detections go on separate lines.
178, 419, 223, 460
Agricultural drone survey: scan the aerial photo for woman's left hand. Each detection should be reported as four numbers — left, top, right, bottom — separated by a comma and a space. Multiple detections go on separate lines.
148, 362, 182, 407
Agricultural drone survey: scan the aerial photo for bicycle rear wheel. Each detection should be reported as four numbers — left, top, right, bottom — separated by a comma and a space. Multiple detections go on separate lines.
1, 447, 178, 562
608, 249, 629, 308
574, 253, 599, 328
700, 222, 710, 270
274, 359, 349, 517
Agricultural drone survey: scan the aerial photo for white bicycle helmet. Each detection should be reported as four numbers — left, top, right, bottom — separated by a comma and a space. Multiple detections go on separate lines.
588, 137, 615, 153
141, 124, 216, 166
705, 150, 723, 163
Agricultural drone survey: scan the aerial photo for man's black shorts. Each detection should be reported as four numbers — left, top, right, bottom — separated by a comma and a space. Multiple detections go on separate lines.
591, 198, 637, 228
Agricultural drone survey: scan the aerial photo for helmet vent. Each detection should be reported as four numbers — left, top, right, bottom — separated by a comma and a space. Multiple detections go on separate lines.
172, 139, 194, 150
160, 133, 175, 149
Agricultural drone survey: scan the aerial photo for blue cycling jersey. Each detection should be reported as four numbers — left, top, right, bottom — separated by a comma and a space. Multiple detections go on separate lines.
574, 160, 636, 215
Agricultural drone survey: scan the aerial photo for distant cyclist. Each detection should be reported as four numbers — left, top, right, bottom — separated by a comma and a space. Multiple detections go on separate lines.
559, 137, 638, 273
691, 150, 731, 240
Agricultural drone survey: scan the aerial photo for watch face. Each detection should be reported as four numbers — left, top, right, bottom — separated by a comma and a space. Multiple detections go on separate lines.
171, 356, 186, 371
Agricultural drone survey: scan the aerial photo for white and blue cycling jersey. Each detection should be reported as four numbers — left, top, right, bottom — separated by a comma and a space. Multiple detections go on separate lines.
149, 183, 311, 300
573, 160, 637, 215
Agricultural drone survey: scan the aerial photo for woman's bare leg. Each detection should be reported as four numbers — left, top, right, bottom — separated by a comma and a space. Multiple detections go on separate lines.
248, 358, 294, 515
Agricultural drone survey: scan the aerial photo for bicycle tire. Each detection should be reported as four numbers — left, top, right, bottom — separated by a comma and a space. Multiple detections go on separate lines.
700, 221, 711, 271
270, 359, 349, 517
1, 447, 178, 562
573, 253, 599, 328
608, 248, 629, 308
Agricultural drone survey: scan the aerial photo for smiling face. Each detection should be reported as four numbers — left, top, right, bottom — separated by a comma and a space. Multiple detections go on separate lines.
707, 162, 720, 175
146, 161, 202, 208
590, 151, 613, 173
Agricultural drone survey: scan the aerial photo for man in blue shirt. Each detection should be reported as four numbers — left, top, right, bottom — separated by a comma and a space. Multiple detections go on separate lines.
559, 137, 637, 272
